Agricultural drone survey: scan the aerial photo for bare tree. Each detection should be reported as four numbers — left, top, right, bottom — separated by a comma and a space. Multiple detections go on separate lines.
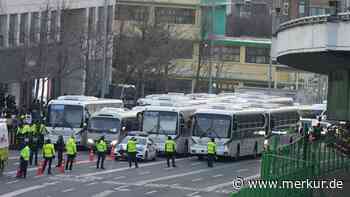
113, 8, 191, 97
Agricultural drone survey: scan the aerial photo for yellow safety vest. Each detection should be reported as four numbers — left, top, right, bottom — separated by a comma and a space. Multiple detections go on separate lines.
96, 140, 107, 153
21, 146, 30, 161
165, 140, 176, 153
127, 140, 137, 153
207, 142, 216, 155
66, 138, 77, 155
43, 143, 55, 158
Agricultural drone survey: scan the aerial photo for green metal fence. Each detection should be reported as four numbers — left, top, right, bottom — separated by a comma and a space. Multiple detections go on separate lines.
232, 136, 350, 197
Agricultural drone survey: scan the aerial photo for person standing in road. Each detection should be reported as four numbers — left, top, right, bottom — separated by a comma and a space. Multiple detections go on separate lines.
18, 143, 30, 178
165, 136, 176, 168
65, 136, 77, 171
56, 135, 65, 167
127, 137, 138, 168
96, 136, 107, 169
42, 139, 55, 175
207, 138, 216, 168
28, 128, 40, 166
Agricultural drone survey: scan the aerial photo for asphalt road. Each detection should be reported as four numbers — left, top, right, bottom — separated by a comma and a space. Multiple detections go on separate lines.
0, 151, 260, 197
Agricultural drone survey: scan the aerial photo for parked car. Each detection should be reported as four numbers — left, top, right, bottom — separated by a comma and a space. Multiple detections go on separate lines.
114, 131, 157, 161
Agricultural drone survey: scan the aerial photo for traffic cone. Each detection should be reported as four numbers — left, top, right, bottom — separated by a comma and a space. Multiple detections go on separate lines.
36, 160, 44, 176
58, 160, 65, 174
109, 145, 115, 160
89, 147, 94, 161
16, 168, 22, 178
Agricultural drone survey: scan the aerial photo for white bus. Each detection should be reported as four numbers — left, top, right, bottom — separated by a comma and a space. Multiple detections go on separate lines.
190, 108, 267, 159
86, 108, 140, 148
140, 103, 201, 154
46, 96, 123, 146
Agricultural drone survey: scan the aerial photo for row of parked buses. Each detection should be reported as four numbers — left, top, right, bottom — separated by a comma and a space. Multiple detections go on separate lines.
44, 93, 301, 160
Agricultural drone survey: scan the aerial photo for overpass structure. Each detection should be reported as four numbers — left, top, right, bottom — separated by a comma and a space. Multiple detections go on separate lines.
273, 12, 350, 121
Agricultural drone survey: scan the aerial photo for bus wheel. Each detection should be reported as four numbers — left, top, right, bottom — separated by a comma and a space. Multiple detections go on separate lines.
197, 155, 204, 160
236, 144, 240, 160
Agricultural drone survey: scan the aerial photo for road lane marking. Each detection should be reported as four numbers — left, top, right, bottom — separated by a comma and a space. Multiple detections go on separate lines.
62, 188, 76, 193
145, 190, 157, 195
86, 182, 98, 186
212, 174, 223, 178
237, 169, 248, 173
191, 178, 203, 182
187, 191, 200, 197
114, 185, 130, 192
191, 163, 201, 166
0, 182, 58, 197
204, 173, 260, 192
133, 165, 229, 186
91, 190, 114, 197
113, 176, 126, 180
139, 171, 151, 175
78, 157, 190, 177
6, 180, 19, 184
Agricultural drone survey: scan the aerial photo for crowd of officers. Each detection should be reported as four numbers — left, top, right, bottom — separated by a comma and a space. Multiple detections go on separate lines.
17, 134, 218, 178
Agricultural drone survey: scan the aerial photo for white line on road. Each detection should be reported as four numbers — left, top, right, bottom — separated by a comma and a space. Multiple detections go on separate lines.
134, 165, 229, 186
187, 191, 200, 197
204, 173, 260, 192
139, 171, 151, 175
91, 190, 115, 197
62, 188, 76, 193
145, 190, 157, 195
113, 176, 126, 180
114, 186, 130, 192
6, 180, 19, 184
0, 182, 59, 197
191, 162, 201, 166
78, 157, 190, 178
212, 174, 223, 178
237, 169, 249, 173
86, 182, 98, 186
191, 178, 203, 182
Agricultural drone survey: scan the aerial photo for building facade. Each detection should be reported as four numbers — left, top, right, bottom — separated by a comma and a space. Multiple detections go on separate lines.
0, 0, 115, 106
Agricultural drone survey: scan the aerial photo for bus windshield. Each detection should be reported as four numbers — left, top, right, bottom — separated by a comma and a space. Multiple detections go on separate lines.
142, 111, 178, 135
193, 114, 231, 138
88, 117, 120, 133
48, 104, 83, 128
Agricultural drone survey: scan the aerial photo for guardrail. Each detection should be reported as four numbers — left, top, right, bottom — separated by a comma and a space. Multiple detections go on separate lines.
277, 12, 350, 33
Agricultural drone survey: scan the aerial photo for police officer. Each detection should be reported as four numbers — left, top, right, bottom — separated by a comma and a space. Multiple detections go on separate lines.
165, 136, 176, 168
42, 139, 55, 175
65, 136, 77, 171
127, 137, 138, 168
29, 129, 40, 166
55, 135, 65, 167
16, 124, 25, 149
18, 143, 30, 178
207, 138, 216, 168
96, 136, 107, 169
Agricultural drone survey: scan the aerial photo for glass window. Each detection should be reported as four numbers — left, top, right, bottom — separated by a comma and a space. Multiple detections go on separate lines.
20, 13, 28, 44
115, 5, 149, 22
245, 47, 270, 64
48, 104, 84, 128
142, 111, 178, 135
30, 12, 39, 43
155, 7, 195, 24
122, 136, 147, 145
50, 11, 58, 41
0, 15, 7, 47
193, 114, 231, 138
211, 46, 240, 62
89, 117, 120, 132
9, 14, 18, 47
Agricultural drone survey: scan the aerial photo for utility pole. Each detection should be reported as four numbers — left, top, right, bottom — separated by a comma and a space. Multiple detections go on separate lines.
208, 0, 215, 94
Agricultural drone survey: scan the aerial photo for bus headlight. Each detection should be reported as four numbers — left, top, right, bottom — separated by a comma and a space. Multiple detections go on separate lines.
111, 140, 118, 146
87, 138, 94, 144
